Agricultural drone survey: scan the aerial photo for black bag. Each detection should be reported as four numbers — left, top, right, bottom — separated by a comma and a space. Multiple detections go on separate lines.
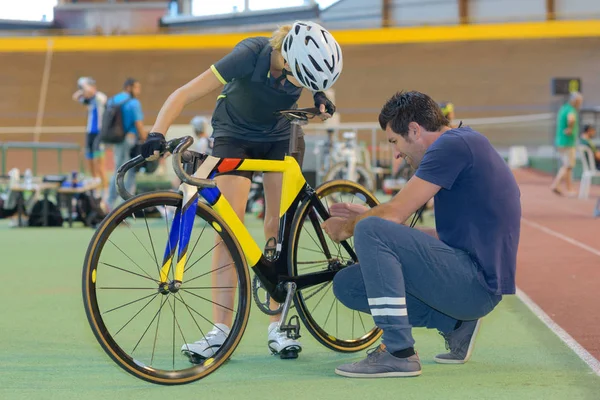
28, 199, 63, 227
0, 197, 18, 219
76, 192, 107, 228
100, 97, 131, 144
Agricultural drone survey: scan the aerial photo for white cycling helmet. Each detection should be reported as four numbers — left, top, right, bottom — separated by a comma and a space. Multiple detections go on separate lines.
280, 21, 343, 92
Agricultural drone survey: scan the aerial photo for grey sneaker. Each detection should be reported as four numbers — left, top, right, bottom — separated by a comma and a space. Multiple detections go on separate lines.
434, 319, 481, 364
335, 345, 422, 378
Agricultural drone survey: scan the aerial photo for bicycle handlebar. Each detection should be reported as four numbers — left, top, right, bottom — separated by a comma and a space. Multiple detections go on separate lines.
116, 136, 216, 201
170, 136, 217, 189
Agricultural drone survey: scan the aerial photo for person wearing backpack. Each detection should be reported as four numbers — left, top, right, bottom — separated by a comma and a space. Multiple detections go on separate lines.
104, 78, 147, 210
72, 77, 108, 195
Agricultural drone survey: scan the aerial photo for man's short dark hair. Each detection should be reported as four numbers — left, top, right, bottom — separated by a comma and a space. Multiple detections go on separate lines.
583, 124, 594, 132
123, 78, 138, 89
378, 91, 449, 138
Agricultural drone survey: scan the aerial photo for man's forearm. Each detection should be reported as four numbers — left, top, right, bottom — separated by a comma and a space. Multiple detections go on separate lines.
343, 202, 410, 235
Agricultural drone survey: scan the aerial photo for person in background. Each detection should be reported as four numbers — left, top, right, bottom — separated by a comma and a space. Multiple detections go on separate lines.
579, 124, 600, 217
550, 91, 582, 197
189, 115, 213, 155
105, 78, 147, 210
72, 77, 108, 195
439, 101, 457, 128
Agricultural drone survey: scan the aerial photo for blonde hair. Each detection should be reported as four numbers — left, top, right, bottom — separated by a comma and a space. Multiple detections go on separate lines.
269, 24, 292, 51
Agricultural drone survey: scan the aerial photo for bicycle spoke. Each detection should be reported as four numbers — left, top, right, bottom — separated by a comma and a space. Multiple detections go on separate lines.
310, 282, 332, 314
183, 286, 237, 290
100, 261, 159, 283
103, 292, 157, 315
301, 224, 325, 255
185, 262, 234, 284
98, 287, 158, 290
184, 224, 207, 272
143, 209, 161, 276
132, 295, 170, 354
358, 311, 367, 333
185, 241, 223, 273
114, 293, 159, 336
172, 297, 176, 369
108, 239, 155, 282
298, 246, 328, 256
172, 295, 219, 332
150, 295, 165, 366
176, 293, 208, 349
165, 295, 192, 370
323, 295, 336, 329
298, 262, 329, 272
122, 219, 159, 274
181, 289, 237, 313
352, 311, 355, 339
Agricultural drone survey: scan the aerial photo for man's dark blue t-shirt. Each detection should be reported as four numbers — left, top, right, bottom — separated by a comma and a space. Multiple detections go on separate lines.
415, 127, 521, 295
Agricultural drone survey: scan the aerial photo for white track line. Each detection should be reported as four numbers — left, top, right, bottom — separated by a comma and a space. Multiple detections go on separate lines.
521, 218, 600, 257
519, 217, 600, 376
516, 288, 600, 376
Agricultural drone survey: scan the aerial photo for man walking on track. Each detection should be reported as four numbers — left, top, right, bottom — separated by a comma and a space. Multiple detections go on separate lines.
550, 91, 582, 197
322, 90, 521, 378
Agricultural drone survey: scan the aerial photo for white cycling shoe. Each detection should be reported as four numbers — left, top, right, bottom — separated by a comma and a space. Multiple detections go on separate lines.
181, 322, 302, 364
181, 323, 230, 364
267, 322, 302, 359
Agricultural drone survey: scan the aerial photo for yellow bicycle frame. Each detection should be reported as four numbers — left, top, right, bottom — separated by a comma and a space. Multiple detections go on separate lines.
161, 154, 307, 285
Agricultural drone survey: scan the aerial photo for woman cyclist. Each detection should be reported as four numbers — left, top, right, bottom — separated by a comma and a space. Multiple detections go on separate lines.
141, 21, 342, 361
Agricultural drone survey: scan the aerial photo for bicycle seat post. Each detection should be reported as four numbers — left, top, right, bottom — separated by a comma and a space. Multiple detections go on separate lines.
289, 122, 301, 161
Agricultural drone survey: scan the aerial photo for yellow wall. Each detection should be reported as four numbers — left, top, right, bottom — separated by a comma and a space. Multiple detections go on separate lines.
1, 20, 600, 52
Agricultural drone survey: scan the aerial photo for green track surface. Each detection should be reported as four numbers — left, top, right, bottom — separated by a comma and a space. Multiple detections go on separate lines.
1, 214, 598, 400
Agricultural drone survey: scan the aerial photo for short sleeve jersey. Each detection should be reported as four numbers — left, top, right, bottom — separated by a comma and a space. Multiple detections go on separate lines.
210, 37, 304, 142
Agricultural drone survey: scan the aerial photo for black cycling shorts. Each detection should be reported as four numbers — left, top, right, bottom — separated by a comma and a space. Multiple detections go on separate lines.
211, 136, 305, 180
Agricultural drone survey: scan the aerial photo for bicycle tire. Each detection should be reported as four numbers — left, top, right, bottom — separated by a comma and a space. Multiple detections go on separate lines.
82, 191, 251, 385
288, 180, 382, 352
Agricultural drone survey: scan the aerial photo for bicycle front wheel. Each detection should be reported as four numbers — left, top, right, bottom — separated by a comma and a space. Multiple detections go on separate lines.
82, 191, 251, 385
288, 180, 382, 352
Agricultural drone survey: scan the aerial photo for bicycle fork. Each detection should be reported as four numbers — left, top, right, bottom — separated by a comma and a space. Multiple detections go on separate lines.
158, 187, 200, 293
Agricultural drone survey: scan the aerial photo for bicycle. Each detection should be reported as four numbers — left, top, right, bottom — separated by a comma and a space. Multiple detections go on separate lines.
322, 131, 376, 193
82, 108, 423, 385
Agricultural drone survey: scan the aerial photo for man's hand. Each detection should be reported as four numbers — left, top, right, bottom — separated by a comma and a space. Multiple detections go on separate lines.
329, 203, 370, 220
321, 217, 353, 243
564, 127, 573, 136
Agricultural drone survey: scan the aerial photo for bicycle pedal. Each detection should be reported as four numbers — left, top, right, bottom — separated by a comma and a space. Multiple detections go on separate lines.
279, 315, 302, 340
278, 347, 300, 360
264, 237, 277, 261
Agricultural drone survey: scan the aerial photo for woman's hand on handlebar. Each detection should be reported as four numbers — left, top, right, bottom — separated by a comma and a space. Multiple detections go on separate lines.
313, 91, 336, 121
141, 132, 167, 161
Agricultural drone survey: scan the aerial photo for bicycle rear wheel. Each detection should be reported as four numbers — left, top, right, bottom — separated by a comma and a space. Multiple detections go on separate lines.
288, 180, 382, 352
324, 162, 376, 193
82, 191, 250, 385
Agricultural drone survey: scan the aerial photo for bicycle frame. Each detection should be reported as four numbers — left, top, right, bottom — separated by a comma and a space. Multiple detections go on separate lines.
157, 153, 350, 304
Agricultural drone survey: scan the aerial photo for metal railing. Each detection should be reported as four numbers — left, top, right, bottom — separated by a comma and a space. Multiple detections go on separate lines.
0, 142, 83, 175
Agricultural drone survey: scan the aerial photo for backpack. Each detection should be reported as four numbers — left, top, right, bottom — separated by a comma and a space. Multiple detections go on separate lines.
100, 96, 132, 144
76, 192, 107, 228
28, 199, 64, 227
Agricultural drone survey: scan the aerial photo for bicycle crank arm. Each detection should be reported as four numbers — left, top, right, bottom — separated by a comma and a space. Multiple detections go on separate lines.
277, 282, 297, 333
